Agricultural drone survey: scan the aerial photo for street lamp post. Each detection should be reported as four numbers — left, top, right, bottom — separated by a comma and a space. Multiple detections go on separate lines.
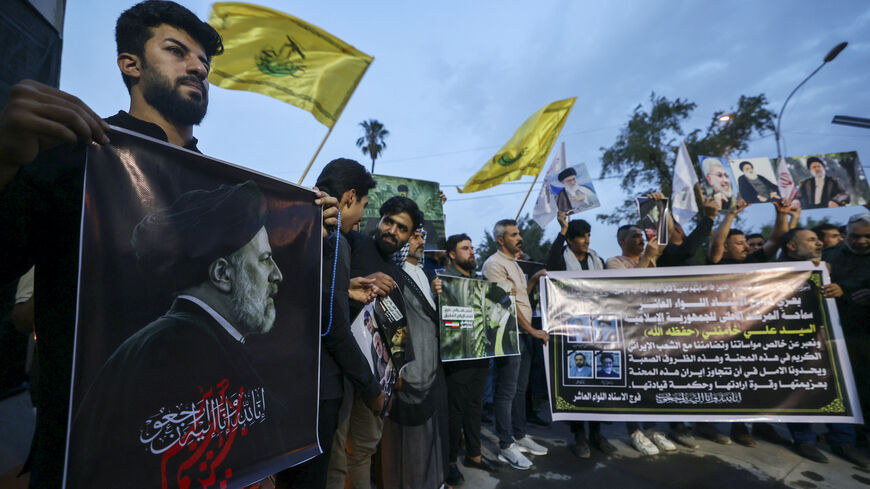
775, 41, 848, 161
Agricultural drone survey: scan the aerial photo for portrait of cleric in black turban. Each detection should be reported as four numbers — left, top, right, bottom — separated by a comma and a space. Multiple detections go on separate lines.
552, 164, 600, 214
69, 181, 296, 488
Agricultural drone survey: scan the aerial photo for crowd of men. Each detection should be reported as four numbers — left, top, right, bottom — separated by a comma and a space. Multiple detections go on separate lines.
1, 2, 870, 489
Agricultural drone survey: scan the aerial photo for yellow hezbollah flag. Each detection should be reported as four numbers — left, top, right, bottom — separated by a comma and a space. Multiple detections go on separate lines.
459, 97, 575, 193
207, 2, 373, 128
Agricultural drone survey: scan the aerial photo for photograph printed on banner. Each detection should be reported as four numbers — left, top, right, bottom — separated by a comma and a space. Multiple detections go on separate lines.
593, 316, 620, 343
699, 155, 737, 212
566, 316, 593, 343
439, 274, 520, 361
66, 129, 322, 489
567, 350, 594, 379
359, 174, 446, 249
782, 152, 870, 209
729, 157, 781, 204
595, 351, 622, 379
636, 196, 669, 245
549, 162, 600, 215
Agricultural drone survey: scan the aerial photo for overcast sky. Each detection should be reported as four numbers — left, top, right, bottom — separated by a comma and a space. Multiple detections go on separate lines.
60, 0, 870, 259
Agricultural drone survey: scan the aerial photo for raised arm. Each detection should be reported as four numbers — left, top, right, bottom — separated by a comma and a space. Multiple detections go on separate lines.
788, 200, 802, 230
708, 199, 749, 264
762, 199, 792, 259
546, 211, 569, 270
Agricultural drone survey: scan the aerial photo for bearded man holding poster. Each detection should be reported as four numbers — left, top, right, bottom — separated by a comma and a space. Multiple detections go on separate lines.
0, 2, 335, 487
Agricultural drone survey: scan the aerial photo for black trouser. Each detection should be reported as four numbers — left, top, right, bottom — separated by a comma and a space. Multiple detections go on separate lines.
569, 421, 601, 438
445, 361, 489, 461
275, 397, 342, 489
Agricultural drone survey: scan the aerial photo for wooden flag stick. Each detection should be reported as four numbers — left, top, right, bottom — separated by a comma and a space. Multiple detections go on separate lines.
298, 124, 335, 185
299, 61, 373, 185
515, 172, 541, 221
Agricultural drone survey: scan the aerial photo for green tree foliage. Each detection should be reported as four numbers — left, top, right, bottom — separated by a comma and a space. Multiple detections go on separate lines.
355, 119, 389, 173
476, 214, 552, 265
598, 92, 775, 225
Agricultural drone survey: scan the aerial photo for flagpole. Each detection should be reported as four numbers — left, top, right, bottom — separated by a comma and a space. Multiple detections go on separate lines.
298, 125, 335, 184
298, 60, 373, 185
515, 172, 541, 221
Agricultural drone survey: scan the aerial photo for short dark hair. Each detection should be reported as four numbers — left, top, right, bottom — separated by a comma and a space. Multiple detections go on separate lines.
746, 233, 764, 241
739, 161, 753, 171
315, 158, 376, 201
779, 227, 808, 255
379, 196, 423, 231
566, 219, 591, 241
397, 184, 409, 193
726, 229, 745, 239
600, 353, 614, 363
446, 233, 472, 254
116, 1, 224, 90
806, 156, 825, 169
812, 223, 838, 240
616, 224, 639, 243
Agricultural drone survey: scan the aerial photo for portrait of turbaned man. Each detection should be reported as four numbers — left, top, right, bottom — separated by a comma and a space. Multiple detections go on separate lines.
65, 129, 322, 489
551, 163, 600, 214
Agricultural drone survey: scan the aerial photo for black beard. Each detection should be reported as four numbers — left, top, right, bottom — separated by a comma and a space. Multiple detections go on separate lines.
140, 64, 208, 126
375, 233, 402, 256
455, 257, 476, 272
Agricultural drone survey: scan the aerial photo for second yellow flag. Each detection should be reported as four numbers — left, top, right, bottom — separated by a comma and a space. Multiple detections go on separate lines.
459, 97, 576, 193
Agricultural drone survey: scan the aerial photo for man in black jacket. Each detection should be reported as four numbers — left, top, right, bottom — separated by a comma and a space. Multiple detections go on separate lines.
441, 234, 498, 486
0, 2, 338, 486
276, 159, 385, 488
546, 212, 605, 272
777, 227, 867, 467
657, 196, 718, 267
544, 213, 615, 458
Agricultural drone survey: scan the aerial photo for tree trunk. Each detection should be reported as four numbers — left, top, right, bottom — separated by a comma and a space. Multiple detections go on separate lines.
371, 158, 376, 173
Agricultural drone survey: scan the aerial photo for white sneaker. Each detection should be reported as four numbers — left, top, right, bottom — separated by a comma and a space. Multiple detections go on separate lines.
649, 431, 677, 452
630, 429, 660, 455
497, 443, 533, 470
513, 435, 548, 455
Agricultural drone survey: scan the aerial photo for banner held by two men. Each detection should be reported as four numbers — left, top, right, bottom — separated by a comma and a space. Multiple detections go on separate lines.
542, 262, 861, 424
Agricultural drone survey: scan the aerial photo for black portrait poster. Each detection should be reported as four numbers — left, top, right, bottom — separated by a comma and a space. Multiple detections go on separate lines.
63, 127, 322, 489
542, 262, 862, 424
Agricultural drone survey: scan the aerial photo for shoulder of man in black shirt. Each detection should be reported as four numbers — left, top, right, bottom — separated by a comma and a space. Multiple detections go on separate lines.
546, 232, 568, 271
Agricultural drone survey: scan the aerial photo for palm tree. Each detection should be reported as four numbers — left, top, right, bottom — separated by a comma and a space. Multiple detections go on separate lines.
355, 119, 389, 173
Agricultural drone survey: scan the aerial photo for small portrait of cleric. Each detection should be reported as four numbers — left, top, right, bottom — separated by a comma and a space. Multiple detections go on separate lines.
566, 316, 593, 343
567, 350, 593, 379
70, 181, 292, 487
554, 166, 600, 214
595, 351, 622, 379
593, 317, 619, 343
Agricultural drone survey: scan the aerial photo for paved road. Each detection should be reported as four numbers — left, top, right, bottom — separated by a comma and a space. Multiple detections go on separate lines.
457, 420, 870, 489
4, 390, 870, 488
